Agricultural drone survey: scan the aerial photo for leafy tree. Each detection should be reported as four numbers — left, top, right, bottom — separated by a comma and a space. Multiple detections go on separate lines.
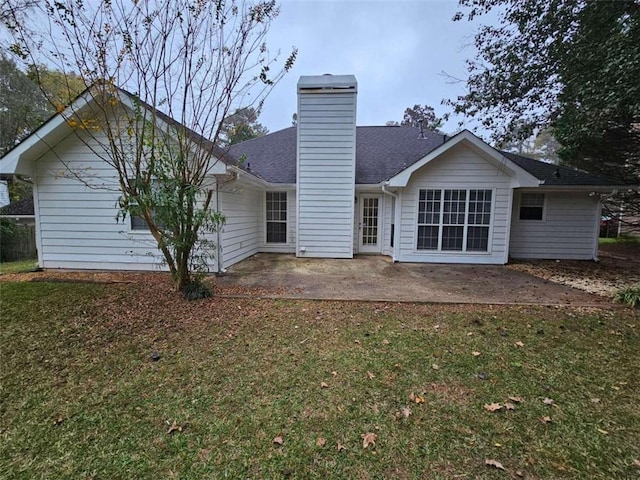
0, 54, 49, 155
27, 65, 85, 111
450, 0, 639, 231
7, 0, 296, 292
449, 0, 639, 185
502, 128, 561, 164
401, 104, 443, 131
220, 107, 269, 146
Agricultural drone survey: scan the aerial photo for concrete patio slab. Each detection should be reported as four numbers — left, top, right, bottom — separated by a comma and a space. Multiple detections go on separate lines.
215, 253, 610, 306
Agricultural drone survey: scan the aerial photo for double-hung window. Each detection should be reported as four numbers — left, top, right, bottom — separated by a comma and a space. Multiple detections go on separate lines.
417, 188, 492, 252
266, 191, 287, 243
519, 193, 545, 220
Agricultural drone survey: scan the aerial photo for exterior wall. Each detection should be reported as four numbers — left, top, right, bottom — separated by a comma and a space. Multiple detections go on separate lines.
381, 194, 395, 257
509, 190, 600, 260
396, 143, 513, 265
296, 79, 357, 258
218, 182, 261, 269
34, 130, 168, 270
32, 129, 262, 273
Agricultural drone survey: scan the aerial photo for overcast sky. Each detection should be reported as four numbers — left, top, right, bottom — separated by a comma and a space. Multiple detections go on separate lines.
258, 0, 491, 136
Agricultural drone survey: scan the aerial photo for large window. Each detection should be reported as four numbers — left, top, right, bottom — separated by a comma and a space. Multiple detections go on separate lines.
266, 191, 287, 243
519, 193, 544, 220
417, 189, 492, 252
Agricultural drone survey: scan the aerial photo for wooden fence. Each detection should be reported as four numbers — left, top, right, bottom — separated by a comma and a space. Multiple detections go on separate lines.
0, 224, 37, 262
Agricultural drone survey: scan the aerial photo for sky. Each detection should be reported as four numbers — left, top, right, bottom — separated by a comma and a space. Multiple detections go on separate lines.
257, 0, 491, 136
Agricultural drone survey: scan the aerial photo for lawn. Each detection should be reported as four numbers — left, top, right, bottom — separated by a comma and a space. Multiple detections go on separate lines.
0, 258, 38, 274
1, 278, 639, 479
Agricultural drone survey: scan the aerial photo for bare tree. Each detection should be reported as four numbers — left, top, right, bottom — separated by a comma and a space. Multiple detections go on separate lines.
7, 0, 296, 293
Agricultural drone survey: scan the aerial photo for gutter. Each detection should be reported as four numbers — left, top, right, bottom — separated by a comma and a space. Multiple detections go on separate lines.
381, 183, 397, 198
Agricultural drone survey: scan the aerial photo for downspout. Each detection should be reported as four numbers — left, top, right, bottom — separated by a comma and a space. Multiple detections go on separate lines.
215, 177, 223, 274
381, 183, 399, 261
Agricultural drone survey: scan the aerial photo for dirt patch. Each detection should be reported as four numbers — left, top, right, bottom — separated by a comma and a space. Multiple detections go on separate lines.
508, 242, 640, 297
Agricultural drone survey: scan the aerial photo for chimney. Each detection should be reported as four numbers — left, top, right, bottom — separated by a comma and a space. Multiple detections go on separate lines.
296, 74, 357, 258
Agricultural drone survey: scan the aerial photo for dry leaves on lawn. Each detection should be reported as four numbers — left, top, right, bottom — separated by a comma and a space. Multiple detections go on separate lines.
543, 397, 554, 405
273, 435, 284, 445
409, 392, 425, 404
485, 459, 506, 471
484, 402, 503, 413
362, 432, 377, 449
320, 381, 329, 388
316, 437, 326, 447
541, 416, 552, 423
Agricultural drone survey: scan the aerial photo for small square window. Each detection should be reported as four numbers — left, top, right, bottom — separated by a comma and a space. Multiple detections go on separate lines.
519, 193, 545, 220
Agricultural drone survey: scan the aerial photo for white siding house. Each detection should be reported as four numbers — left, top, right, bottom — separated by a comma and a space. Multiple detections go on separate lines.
0, 74, 619, 272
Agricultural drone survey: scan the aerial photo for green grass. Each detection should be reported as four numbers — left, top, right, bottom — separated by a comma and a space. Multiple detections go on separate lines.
599, 233, 640, 245
0, 258, 38, 274
1, 280, 639, 479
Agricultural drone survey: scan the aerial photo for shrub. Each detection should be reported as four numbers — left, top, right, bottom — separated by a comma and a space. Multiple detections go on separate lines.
614, 284, 640, 308
181, 277, 213, 300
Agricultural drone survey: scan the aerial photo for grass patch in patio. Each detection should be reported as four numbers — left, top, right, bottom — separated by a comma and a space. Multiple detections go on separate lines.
1, 279, 639, 479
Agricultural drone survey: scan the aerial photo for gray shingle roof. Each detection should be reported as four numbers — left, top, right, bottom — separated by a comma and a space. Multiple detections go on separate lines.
501, 151, 616, 186
229, 126, 446, 184
229, 125, 616, 187
0, 196, 34, 216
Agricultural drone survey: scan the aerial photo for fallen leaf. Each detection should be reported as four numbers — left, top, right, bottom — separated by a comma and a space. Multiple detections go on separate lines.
53, 416, 65, 426
597, 428, 608, 435
543, 397, 554, 405
431, 363, 440, 370
320, 381, 329, 388
505, 402, 516, 410
362, 432, 377, 449
273, 435, 284, 445
316, 437, 326, 447
167, 421, 183, 434
515, 471, 524, 477
590, 397, 600, 403
633, 459, 640, 468
484, 402, 503, 413
508, 396, 523, 403
472, 351, 481, 357
367, 371, 375, 380
382, 339, 390, 345
541, 416, 552, 423
401, 406, 411, 418
331, 371, 338, 376
409, 392, 425, 404
485, 459, 506, 470
354, 339, 360, 344
337, 441, 346, 452
515, 341, 525, 347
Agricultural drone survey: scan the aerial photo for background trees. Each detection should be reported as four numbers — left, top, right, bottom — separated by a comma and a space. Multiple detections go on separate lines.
220, 107, 269, 146
6, 0, 296, 292
386, 104, 443, 131
450, 0, 639, 227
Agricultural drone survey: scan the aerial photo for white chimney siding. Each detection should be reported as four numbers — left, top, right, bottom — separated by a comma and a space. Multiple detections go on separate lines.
296, 74, 357, 258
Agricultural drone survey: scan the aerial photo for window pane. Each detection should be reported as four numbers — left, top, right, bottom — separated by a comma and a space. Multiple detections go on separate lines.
266, 222, 287, 243
417, 225, 439, 250
418, 189, 440, 225
442, 226, 464, 250
266, 191, 287, 243
131, 215, 148, 230
467, 226, 489, 251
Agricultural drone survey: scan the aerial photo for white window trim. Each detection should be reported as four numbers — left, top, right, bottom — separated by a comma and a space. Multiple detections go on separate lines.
265, 190, 288, 245
413, 187, 495, 255
518, 192, 546, 222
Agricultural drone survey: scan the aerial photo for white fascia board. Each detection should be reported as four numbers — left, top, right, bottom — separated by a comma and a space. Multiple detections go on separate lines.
387, 130, 542, 188
226, 165, 269, 188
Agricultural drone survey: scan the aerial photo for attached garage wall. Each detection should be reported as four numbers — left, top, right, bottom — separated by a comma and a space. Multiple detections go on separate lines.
396, 143, 514, 265
509, 190, 599, 260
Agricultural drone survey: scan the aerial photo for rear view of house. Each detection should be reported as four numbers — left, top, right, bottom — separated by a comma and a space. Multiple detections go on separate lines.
0, 74, 620, 272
